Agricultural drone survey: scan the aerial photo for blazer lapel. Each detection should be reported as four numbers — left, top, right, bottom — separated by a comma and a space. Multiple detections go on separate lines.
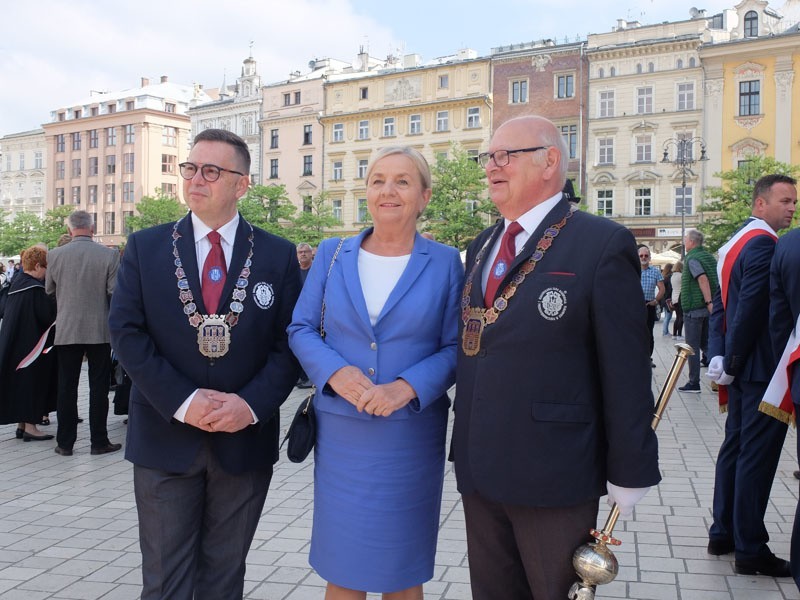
510, 198, 572, 272
175, 215, 205, 312
340, 231, 373, 332
218, 216, 250, 310
375, 234, 431, 325
471, 221, 504, 306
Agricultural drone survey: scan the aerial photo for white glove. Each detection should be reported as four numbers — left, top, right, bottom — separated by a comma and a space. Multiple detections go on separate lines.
706, 356, 734, 385
606, 482, 650, 517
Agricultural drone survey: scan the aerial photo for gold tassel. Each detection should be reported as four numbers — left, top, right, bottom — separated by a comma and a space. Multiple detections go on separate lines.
757, 401, 796, 427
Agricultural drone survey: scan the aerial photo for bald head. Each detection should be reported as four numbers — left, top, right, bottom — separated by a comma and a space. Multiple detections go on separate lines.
485, 116, 567, 220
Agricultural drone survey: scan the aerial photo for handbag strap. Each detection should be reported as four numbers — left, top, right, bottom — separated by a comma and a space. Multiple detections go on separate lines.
320, 237, 345, 340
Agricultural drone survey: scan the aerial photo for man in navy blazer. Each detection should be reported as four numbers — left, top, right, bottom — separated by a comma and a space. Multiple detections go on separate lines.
706, 174, 796, 577
109, 129, 301, 599
452, 116, 661, 599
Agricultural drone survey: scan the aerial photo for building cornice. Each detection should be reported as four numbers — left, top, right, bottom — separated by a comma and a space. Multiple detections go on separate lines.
319, 95, 492, 122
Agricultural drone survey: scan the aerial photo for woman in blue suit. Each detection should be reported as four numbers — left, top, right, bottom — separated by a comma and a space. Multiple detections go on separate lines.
288, 146, 463, 599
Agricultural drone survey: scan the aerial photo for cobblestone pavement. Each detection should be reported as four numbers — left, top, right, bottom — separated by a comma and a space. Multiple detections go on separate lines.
0, 331, 798, 599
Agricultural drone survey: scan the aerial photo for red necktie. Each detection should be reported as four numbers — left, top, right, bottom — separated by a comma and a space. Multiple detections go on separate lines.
202, 230, 227, 314
485, 221, 523, 308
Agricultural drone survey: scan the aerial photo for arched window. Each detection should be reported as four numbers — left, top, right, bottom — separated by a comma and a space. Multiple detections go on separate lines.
610, 66, 616, 77
689, 57, 696, 68
648, 62, 655, 73
676, 58, 684, 69
636, 63, 643, 74
744, 10, 758, 37
598, 67, 605, 78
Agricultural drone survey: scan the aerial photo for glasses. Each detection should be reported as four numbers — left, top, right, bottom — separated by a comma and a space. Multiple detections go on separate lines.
178, 162, 245, 182
477, 146, 550, 168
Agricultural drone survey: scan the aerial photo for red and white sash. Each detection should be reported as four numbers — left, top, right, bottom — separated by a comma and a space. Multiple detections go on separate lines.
759, 312, 800, 425
715, 219, 777, 411
16, 322, 55, 370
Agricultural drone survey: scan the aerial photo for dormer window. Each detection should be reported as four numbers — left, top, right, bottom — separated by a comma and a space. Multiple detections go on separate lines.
744, 10, 758, 37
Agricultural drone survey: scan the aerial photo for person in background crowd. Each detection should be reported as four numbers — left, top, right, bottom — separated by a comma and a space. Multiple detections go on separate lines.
296, 242, 313, 285
671, 260, 684, 339
661, 262, 674, 336
706, 174, 797, 577
638, 244, 664, 367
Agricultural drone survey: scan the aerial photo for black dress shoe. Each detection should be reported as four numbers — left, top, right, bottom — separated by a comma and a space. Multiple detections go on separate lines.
708, 539, 735, 555
23, 432, 54, 442
90, 442, 122, 455
734, 553, 791, 577
15, 428, 24, 439
54, 446, 73, 456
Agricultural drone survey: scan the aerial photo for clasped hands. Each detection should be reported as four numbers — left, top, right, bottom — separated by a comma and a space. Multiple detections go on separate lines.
184, 388, 254, 433
328, 365, 415, 417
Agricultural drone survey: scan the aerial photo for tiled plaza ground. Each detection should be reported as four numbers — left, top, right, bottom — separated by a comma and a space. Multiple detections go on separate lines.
0, 330, 798, 599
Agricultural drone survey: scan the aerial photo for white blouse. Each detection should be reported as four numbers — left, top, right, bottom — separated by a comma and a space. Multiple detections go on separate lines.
358, 249, 411, 326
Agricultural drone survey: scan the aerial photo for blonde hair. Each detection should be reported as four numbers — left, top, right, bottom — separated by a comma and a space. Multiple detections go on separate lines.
366, 146, 432, 191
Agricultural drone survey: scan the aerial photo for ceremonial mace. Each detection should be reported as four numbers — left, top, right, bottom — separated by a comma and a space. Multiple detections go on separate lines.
568, 343, 694, 600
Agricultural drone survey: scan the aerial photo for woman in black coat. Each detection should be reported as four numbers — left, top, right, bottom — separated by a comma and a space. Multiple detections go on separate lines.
0, 246, 57, 440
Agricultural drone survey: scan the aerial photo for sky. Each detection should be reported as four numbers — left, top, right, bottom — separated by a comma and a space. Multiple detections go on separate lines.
1, 0, 739, 137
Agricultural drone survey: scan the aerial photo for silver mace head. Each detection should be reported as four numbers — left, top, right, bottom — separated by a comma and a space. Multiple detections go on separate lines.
567, 530, 621, 600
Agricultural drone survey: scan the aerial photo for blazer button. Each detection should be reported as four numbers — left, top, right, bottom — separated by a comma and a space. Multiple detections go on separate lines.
370, 342, 377, 350
368, 368, 375, 376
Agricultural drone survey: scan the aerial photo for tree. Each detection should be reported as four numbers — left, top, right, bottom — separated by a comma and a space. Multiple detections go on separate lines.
421, 144, 493, 250
126, 191, 187, 233
699, 156, 800, 252
290, 192, 342, 246
39, 206, 75, 247
0, 211, 43, 256
238, 184, 296, 236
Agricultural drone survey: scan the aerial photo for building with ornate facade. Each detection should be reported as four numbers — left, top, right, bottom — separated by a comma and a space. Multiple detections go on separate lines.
42, 77, 209, 246
1, 129, 47, 220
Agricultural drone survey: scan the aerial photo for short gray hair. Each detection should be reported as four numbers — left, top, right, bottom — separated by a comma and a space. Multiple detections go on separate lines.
685, 228, 704, 246
68, 210, 93, 230
296, 243, 312, 251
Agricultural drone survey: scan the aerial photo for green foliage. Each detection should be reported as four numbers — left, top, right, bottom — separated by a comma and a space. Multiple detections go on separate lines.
421, 144, 493, 250
0, 211, 44, 255
289, 192, 342, 246
238, 184, 297, 236
126, 191, 187, 232
700, 156, 800, 252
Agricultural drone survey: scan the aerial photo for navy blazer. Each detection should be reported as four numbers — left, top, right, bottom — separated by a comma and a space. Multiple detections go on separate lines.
287, 229, 463, 419
109, 214, 301, 474
452, 199, 661, 507
769, 228, 800, 396
709, 218, 778, 381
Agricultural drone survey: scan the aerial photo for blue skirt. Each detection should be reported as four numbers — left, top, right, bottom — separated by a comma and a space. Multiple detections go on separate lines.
310, 404, 448, 592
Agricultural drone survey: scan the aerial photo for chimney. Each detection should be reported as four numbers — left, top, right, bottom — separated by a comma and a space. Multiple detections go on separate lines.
141, 77, 150, 87
160, 75, 168, 83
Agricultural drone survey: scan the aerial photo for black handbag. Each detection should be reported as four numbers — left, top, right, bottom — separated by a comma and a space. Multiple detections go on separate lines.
281, 238, 344, 463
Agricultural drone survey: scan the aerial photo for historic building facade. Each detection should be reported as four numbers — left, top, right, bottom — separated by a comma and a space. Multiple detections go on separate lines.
1, 129, 47, 220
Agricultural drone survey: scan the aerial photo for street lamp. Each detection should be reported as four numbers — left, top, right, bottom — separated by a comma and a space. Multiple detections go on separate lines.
661, 136, 708, 258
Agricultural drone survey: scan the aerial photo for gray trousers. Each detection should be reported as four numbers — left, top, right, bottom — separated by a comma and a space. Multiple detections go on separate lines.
684, 309, 709, 385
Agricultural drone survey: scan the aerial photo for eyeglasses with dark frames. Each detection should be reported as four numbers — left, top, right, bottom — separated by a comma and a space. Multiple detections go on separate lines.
178, 162, 245, 182
477, 146, 551, 168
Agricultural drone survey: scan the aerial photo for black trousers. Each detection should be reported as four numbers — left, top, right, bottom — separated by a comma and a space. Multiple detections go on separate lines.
645, 303, 657, 357
55, 343, 112, 450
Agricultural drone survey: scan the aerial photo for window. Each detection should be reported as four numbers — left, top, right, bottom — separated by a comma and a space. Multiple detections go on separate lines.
72, 159, 81, 177
676, 58, 684, 69
56, 134, 65, 152
162, 126, 177, 146
598, 138, 614, 165
332, 161, 343, 181
89, 129, 99, 148
438, 74, 449, 89
165, 103, 176, 113
106, 155, 116, 175
91, 107, 98, 116
88, 185, 97, 204
739, 80, 760, 116
675, 186, 693, 216
511, 79, 528, 104
56, 161, 65, 179
106, 127, 116, 146
689, 57, 696, 68
88, 157, 99, 176
676, 133, 694, 162
556, 74, 574, 98
467, 107, 481, 129
357, 198, 368, 221
270, 129, 279, 149
634, 188, 652, 216
436, 111, 449, 132
648, 62, 655, 73
636, 63, 643, 75
105, 211, 116, 234
597, 190, 613, 216
72, 132, 81, 151
123, 210, 134, 235
105, 183, 116, 203
5, 153, 11, 171
126, 101, 135, 111
383, 117, 395, 137
162, 154, 176, 174
358, 120, 369, 140
71, 186, 81, 204
332, 199, 342, 222
302, 196, 312, 213
677, 82, 695, 111
599, 91, 615, 118
56, 187, 65, 205
636, 87, 653, 114
332, 123, 344, 142
359, 87, 368, 100
58, 112, 65, 121
303, 155, 313, 176
161, 183, 177, 197
409, 114, 421, 135
123, 182, 135, 202
598, 67, 605, 78
19, 153, 25, 170
357, 159, 368, 179
294, 91, 301, 105
303, 124, 313, 145
283, 93, 291, 106
34, 151, 43, 169
124, 153, 135, 174
559, 124, 577, 159
241, 117, 253, 136
610, 66, 616, 77
635, 135, 652, 163
744, 10, 758, 37
124, 124, 135, 144
270, 159, 278, 179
